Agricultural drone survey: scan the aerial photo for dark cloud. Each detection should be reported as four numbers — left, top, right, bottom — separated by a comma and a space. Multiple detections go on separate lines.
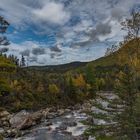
20, 49, 30, 56
70, 40, 91, 48
71, 22, 111, 48
96, 23, 112, 35
50, 52, 62, 58
0, 47, 9, 53
88, 22, 112, 42
111, 8, 125, 21
50, 46, 62, 52
50, 53, 55, 59
32, 48, 45, 55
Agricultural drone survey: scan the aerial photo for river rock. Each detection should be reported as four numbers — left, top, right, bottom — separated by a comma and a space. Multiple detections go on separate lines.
18, 116, 34, 130
0, 111, 10, 118
31, 110, 43, 123
64, 121, 77, 127
86, 116, 93, 124
4, 129, 18, 137
0, 110, 11, 128
74, 134, 88, 140
82, 102, 92, 112
9, 110, 43, 130
45, 121, 52, 126
10, 110, 30, 129
57, 109, 65, 116
0, 128, 4, 134
42, 108, 50, 119
65, 109, 71, 113
56, 124, 67, 131
88, 136, 96, 140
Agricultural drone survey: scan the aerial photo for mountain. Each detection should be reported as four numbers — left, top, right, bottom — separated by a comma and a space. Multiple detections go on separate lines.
27, 61, 88, 72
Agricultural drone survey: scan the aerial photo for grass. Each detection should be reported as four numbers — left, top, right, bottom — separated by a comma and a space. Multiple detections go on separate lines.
0, 134, 3, 140
96, 136, 117, 140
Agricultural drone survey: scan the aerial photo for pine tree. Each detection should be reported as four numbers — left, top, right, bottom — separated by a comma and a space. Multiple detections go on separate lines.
115, 66, 138, 140
20, 55, 26, 67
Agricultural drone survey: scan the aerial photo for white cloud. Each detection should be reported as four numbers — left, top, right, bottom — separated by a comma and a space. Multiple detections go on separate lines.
33, 1, 70, 25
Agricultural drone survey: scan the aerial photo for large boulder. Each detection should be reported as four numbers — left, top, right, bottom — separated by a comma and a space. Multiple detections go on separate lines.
9, 110, 30, 129
10, 110, 43, 130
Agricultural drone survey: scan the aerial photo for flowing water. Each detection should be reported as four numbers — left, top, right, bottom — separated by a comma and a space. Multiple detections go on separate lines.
9, 111, 88, 140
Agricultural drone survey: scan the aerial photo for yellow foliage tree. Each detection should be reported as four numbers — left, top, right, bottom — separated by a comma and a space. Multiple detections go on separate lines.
48, 84, 60, 95
73, 74, 86, 88
95, 78, 105, 91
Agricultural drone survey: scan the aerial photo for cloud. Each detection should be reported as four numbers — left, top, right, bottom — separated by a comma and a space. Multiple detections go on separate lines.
50, 45, 62, 52
28, 56, 38, 62
20, 49, 30, 56
111, 8, 126, 21
71, 22, 112, 48
32, 47, 46, 55
96, 23, 112, 36
32, 1, 70, 25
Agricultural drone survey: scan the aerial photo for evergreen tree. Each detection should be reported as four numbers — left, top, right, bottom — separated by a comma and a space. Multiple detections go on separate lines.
0, 16, 10, 46
20, 55, 26, 67
115, 66, 138, 140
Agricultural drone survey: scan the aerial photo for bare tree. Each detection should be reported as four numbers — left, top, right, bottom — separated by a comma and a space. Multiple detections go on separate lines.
121, 11, 140, 41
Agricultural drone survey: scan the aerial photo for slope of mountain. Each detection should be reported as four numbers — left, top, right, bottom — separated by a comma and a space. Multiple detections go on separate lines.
87, 39, 140, 68
27, 61, 88, 72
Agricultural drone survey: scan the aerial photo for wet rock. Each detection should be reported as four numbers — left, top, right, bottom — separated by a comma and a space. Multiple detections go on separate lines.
47, 127, 52, 131
45, 121, 52, 126
31, 110, 43, 124
9, 110, 43, 130
56, 124, 67, 131
4, 129, 18, 138
2, 121, 10, 127
62, 131, 72, 135
0, 128, 4, 134
64, 121, 77, 127
46, 113, 56, 119
86, 116, 93, 124
18, 117, 34, 130
57, 109, 65, 116
74, 104, 81, 110
74, 134, 88, 140
88, 136, 96, 140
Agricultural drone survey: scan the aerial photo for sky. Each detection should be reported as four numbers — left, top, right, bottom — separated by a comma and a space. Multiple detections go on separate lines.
0, 0, 139, 66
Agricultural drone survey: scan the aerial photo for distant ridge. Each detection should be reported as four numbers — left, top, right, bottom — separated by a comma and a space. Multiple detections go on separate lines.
26, 61, 88, 72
